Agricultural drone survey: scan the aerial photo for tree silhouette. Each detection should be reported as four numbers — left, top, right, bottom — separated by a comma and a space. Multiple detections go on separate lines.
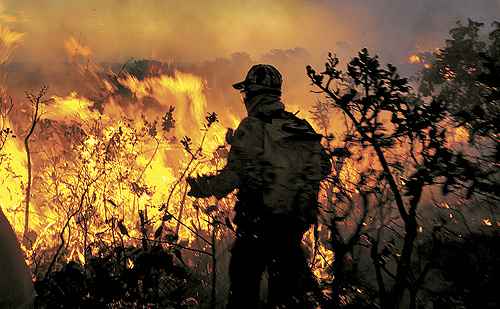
306, 43, 497, 307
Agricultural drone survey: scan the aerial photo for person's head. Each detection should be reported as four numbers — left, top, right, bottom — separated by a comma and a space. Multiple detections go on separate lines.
232, 64, 282, 102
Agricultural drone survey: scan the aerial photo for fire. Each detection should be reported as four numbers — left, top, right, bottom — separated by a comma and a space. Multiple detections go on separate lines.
0, 130, 26, 236
64, 36, 92, 58
442, 66, 456, 81
409, 54, 422, 64
409, 53, 433, 69
117, 71, 222, 146
0, 25, 24, 64
453, 126, 469, 143
0, 27, 342, 287
0, 28, 247, 275
0, 32, 235, 272
303, 225, 334, 280
338, 158, 359, 189
47, 92, 101, 123
0, 13, 18, 24
445, 124, 470, 148
482, 218, 493, 226
0, 23, 26, 240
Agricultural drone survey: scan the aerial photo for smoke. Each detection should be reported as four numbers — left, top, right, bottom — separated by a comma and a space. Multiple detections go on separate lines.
1, 0, 495, 65
0, 0, 342, 63
322, 0, 500, 62
0, 0, 498, 121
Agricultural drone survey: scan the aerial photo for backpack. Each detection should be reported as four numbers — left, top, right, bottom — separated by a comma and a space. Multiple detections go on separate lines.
259, 113, 330, 224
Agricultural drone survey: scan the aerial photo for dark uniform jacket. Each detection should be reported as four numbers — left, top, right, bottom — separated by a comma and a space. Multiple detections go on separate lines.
192, 93, 331, 225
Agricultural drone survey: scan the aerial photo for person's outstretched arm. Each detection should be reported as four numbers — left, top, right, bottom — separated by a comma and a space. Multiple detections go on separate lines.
187, 117, 263, 199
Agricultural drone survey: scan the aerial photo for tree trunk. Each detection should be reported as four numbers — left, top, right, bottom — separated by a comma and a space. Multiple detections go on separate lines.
23, 90, 42, 243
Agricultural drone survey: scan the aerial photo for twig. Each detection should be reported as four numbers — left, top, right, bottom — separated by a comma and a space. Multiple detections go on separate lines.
164, 209, 211, 245
44, 169, 104, 278
127, 235, 212, 256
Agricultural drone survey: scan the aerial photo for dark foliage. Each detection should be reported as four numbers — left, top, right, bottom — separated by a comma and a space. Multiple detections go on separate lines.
34, 245, 199, 308
305, 18, 500, 309
420, 20, 500, 141
424, 233, 500, 309
419, 19, 500, 199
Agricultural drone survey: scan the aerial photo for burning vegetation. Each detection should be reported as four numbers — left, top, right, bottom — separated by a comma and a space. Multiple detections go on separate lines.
0, 17, 498, 309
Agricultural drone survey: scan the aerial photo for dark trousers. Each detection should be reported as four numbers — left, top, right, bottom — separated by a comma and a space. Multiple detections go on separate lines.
227, 215, 316, 309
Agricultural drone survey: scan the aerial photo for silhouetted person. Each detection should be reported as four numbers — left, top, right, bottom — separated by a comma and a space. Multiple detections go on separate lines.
0, 209, 35, 308
187, 64, 331, 308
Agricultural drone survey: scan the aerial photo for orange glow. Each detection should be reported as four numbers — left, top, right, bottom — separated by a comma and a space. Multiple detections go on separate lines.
0, 129, 27, 237
64, 36, 92, 58
409, 54, 422, 64
0, 6, 484, 287
0, 25, 341, 281
0, 31, 242, 270
442, 67, 456, 80
453, 126, 470, 143
0, 25, 24, 64
482, 218, 493, 226
47, 92, 100, 122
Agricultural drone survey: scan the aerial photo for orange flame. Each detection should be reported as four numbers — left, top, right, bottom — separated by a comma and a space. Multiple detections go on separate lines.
0, 25, 24, 64
64, 37, 92, 58
408, 54, 422, 64
47, 92, 101, 123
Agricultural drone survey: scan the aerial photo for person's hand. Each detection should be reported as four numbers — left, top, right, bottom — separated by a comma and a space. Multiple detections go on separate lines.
225, 128, 234, 145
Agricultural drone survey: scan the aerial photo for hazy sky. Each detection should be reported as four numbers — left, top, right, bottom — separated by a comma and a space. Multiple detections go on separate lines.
0, 0, 498, 64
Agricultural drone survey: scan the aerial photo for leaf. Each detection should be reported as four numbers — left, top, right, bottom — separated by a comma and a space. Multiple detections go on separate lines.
205, 112, 219, 127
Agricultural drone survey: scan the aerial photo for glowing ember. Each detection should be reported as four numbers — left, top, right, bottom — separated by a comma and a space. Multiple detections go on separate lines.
482, 218, 493, 226
442, 67, 456, 80
453, 126, 470, 143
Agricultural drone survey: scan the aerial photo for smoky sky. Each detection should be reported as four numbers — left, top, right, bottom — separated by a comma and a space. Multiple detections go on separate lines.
0, 0, 498, 65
